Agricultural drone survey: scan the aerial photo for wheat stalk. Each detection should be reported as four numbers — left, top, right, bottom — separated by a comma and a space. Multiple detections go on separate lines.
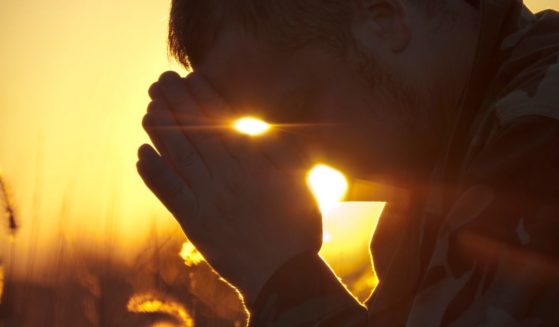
0, 174, 18, 238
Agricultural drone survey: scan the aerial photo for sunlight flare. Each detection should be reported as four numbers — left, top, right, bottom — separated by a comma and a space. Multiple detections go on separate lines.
307, 164, 349, 214
233, 117, 271, 136
127, 292, 194, 327
179, 241, 205, 267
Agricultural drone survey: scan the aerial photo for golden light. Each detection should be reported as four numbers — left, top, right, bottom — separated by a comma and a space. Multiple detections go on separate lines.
306, 163, 384, 301
0, 0, 555, 322
319, 202, 384, 279
233, 117, 271, 136
307, 164, 349, 214
127, 292, 194, 327
179, 241, 205, 267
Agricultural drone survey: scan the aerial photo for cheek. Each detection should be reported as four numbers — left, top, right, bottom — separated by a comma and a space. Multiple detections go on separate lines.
318, 125, 377, 175
304, 98, 373, 172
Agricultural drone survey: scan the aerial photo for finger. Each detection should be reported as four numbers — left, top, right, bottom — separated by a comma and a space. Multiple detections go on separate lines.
158, 71, 203, 123
183, 73, 258, 157
148, 82, 163, 100
184, 72, 233, 118
157, 71, 233, 173
185, 73, 278, 174
182, 72, 275, 164
144, 100, 211, 192
157, 71, 211, 126
142, 109, 173, 167
225, 133, 271, 173
137, 144, 199, 228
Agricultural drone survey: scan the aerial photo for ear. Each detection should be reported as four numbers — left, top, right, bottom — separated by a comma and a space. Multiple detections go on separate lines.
351, 0, 411, 53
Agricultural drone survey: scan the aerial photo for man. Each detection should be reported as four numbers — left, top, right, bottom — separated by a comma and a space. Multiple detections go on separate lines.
137, 0, 559, 325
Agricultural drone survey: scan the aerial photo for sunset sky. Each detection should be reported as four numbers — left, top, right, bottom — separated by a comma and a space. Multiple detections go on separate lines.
0, 0, 557, 280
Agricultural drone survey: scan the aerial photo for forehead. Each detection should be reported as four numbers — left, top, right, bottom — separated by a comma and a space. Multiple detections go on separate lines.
195, 25, 332, 120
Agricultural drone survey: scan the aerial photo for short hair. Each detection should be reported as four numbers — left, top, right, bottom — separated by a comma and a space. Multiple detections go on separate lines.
168, 1, 447, 70
168, 0, 355, 69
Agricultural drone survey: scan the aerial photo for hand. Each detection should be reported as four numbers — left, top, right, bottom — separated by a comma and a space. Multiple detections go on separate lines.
137, 71, 323, 304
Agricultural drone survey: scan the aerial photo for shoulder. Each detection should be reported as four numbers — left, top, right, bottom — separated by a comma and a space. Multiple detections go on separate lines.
463, 10, 559, 185
492, 9, 559, 125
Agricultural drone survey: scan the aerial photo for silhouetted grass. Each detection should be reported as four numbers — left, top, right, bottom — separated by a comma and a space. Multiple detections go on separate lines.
0, 174, 18, 238
0, 178, 246, 326
0, 172, 372, 326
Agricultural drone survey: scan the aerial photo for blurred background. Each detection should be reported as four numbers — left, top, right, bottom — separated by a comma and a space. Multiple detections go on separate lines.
0, 1, 556, 326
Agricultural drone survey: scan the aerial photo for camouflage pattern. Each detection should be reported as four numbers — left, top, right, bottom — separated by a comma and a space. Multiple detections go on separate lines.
249, 1, 559, 326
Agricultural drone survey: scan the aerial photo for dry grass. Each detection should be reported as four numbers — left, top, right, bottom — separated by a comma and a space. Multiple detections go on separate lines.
0, 172, 247, 326
0, 229, 245, 326
0, 174, 18, 238
0, 234, 247, 326
0, 172, 373, 326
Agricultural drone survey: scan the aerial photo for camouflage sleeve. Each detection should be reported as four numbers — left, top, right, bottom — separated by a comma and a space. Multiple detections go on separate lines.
248, 252, 369, 326
408, 116, 559, 326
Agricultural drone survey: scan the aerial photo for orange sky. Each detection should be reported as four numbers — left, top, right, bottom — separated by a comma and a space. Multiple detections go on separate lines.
0, 0, 557, 280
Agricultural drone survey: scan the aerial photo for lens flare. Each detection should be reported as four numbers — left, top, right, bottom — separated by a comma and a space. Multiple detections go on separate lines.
127, 292, 194, 327
307, 164, 348, 214
233, 117, 271, 136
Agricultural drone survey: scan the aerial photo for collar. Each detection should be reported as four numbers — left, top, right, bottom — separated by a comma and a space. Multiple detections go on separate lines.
433, 0, 523, 210
437, 0, 524, 206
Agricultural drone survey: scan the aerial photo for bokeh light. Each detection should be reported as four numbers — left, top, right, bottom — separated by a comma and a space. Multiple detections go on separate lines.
233, 117, 271, 136
127, 292, 194, 327
179, 240, 205, 267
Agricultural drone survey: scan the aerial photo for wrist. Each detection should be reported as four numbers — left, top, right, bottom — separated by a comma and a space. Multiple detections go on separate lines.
236, 253, 303, 306
237, 269, 275, 306
247, 251, 366, 325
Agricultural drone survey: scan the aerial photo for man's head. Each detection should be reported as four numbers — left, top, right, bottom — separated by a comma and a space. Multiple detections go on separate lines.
168, 0, 480, 187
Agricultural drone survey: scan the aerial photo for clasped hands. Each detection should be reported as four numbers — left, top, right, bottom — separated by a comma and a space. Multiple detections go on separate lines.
137, 71, 322, 304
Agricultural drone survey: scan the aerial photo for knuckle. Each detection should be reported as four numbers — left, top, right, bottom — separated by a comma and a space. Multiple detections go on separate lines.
169, 182, 186, 202
215, 193, 234, 216
225, 173, 243, 193
175, 148, 198, 167
168, 183, 194, 211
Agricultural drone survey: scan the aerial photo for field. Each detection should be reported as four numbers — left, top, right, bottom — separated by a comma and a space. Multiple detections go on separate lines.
0, 173, 381, 326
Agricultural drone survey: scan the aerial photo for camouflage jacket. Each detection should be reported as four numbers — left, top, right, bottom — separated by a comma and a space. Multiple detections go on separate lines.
248, 0, 559, 326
